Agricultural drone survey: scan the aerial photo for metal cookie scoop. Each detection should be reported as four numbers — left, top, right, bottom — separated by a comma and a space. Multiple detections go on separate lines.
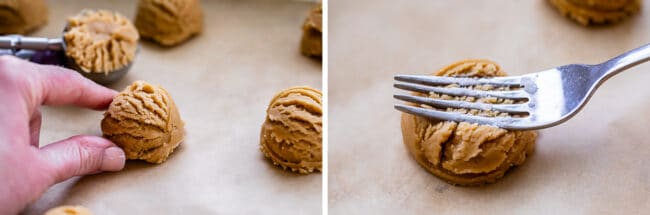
0, 34, 135, 85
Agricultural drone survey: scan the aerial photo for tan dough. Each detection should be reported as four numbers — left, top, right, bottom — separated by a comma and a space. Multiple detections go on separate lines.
549, 0, 640, 25
134, 0, 203, 46
101, 81, 185, 164
300, 3, 322, 58
569, 0, 631, 10
401, 59, 538, 186
63, 10, 139, 74
0, 0, 48, 34
260, 86, 322, 173
44, 206, 93, 215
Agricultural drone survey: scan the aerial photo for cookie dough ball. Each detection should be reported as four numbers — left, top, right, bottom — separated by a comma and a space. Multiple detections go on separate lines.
63, 10, 139, 74
401, 60, 538, 186
44, 206, 93, 215
101, 81, 184, 164
134, 0, 203, 46
300, 4, 322, 58
549, 0, 640, 25
0, 0, 48, 34
260, 86, 322, 173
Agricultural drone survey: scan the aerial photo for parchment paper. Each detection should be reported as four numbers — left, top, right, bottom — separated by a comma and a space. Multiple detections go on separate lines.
329, 1, 650, 214
22, 0, 322, 214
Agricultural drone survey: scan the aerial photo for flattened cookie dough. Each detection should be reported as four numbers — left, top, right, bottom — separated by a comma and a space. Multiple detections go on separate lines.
568, 0, 631, 10
300, 3, 322, 58
0, 0, 48, 34
102, 81, 185, 164
549, 0, 640, 25
63, 10, 139, 74
260, 86, 322, 173
401, 60, 538, 186
134, 0, 203, 46
44, 206, 93, 215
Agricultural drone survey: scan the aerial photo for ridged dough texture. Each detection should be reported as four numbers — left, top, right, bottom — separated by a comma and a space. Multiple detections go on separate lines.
63, 10, 139, 74
44, 206, 93, 215
134, 0, 203, 46
260, 86, 322, 174
102, 81, 185, 164
401, 60, 538, 186
549, 0, 640, 25
300, 3, 322, 58
0, 0, 48, 34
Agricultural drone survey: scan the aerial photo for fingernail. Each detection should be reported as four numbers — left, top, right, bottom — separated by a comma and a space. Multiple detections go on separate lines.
101, 146, 126, 171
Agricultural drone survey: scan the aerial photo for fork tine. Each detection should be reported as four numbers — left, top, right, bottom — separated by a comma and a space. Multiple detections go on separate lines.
394, 94, 529, 114
395, 74, 523, 87
394, 82, 529, 100
394, 104, 528, 129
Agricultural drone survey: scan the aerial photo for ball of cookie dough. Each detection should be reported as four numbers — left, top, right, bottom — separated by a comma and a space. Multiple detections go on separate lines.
401, 60, 538, 186
300, 3, 322, 58
0, 0, 48, 34
44, 206, 93, 215
260, 86, 322, 173
101, 81, 185, 164
63, 10, 139, 74
549, 0, 640, 25
134, 0, 203, 46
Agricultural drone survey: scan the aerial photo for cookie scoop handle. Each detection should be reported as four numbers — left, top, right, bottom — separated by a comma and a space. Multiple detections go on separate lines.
0, 35, 63, 52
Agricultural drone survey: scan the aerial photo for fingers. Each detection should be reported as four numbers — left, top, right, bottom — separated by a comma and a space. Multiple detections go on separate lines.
39, 135, 125, 184
0, 56, 117, 111
29, 108, 42, 147
32, 64, 118, 110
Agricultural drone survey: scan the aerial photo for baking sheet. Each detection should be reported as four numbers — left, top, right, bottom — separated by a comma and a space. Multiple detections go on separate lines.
329, 1, 650, 214
23, 0, 322, 214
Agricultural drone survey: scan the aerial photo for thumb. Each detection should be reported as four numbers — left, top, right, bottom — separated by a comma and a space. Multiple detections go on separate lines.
40, 135, 125, 184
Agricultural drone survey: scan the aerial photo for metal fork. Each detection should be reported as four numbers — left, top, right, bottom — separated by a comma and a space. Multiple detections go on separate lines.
393, 43, 650, 130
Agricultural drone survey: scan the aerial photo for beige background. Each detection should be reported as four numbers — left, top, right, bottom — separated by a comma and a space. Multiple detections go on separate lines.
22, 0, 322, 214
329, 0, 650, 214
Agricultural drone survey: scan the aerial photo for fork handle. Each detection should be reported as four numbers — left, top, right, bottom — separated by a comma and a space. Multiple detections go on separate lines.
600, 43, 650, 78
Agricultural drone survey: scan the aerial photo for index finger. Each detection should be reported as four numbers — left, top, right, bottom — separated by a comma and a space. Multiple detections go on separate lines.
35, 64, 118, 110
2, 56, 118, 111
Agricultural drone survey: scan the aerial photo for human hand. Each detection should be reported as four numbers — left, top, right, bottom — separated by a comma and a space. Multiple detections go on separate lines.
0, 56, 126, 214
